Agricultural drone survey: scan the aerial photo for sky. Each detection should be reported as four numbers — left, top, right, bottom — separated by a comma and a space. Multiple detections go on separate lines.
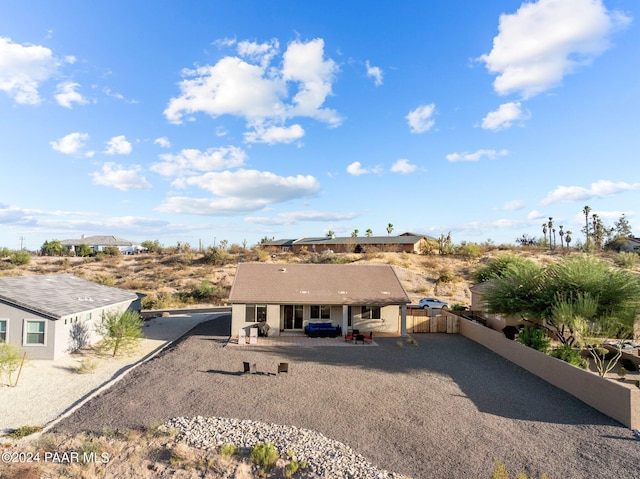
1, 0, 639, 251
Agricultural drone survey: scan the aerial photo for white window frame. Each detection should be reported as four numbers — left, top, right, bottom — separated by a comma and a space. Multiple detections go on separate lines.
0, 319, 7, 342
361, 305, 381, 320
245, 304, 267, 323
24, 319, 46, 346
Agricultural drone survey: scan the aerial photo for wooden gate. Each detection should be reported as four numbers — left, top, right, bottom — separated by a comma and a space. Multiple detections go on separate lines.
404, 309, 458, 333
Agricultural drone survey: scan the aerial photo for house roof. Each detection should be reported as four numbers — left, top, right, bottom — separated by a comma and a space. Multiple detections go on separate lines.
229, 263, 411, 305
263, 234, 436, 248
0, 274, 139, 320
60, 235, 140, 247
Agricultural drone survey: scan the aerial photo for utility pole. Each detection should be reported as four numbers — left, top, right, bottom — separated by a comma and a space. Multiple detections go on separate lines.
19, 236, 25, 250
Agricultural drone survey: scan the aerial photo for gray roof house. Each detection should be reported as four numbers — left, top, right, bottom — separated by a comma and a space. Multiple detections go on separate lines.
262, 233, 435, 254
228, 263, 411, 339
60, 235, 145, 255
620, 237, 640, 253
0, 274, 141, 359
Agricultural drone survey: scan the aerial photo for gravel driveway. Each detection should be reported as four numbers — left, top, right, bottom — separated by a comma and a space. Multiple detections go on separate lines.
54, 316, 640, 479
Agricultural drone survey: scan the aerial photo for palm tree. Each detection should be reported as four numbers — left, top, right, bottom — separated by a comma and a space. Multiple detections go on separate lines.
565, 230, 572, 249
542, 223, 548, 248
386, 223, 394, 236
351, 229, 359, 238
326, 230, 335, 239
558, 225, 564, 249
583, 205, 591, 245
365, 229, 373, 237
548, 217, 554, 250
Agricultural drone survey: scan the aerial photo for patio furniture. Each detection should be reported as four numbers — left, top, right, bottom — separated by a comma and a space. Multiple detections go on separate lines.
363, 331, 373, 343
277, 362, 288, 375
257, 320, 270, 337
249, 327, 258, 344
243, 362, 257, 374
238, 329, 247, 345
304, 322, 341, 338
355, 334, 365, 344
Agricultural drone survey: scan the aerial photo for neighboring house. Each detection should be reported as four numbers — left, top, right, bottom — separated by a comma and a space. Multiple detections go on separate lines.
60, 235, 145, 255
620, 237, 640, 253
469, 282, 521, 332
262, 233, 435, 254
228, 263, 411, 338
0, 274, 141, 359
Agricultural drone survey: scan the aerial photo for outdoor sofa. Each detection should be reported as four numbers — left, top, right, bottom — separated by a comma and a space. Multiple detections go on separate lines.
304, 322, 342, 338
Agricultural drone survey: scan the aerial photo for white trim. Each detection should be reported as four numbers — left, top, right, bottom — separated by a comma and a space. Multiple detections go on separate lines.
23, 319, 46, 346
0, 318, 7, 342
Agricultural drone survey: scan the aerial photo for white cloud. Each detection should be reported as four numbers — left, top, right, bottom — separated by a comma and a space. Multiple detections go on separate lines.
151, 146, 246, 176
244, 124, 305, 144
91, 162, 151, 191
541, 180, 640, 205
164, 38, 341, 134
0, 36, 62, 104
390, 159, 417, 174
154, 137, 171, 148
501, 200, 524, 211
174, 169, 319, 202
104, 135, 132, 155
347, 161, 383, 176
365, 60, 383, 86
246, 210, 358, 225
54, 82, 88, 108
406, 104, 436, 134
157, 170, 320, 216
481, 102, 530, 130
50, 132, 93, 157
479, 0, 631, 98
446, 149, 508, 162
528, 210, 545, 220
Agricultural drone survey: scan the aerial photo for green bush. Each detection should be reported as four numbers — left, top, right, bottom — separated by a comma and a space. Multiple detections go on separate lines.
9, 250, 31, 265
516, 326, 550, 353
7, 425, 42, 438
102, 246, 121, 256
96, 310, 144, 357
614, 251, 639, 269
219, 443, 236, 460
549, 344, 587, 369
250, 442, 279, 473
0, 341, 23, 386
457, 241, 483, 259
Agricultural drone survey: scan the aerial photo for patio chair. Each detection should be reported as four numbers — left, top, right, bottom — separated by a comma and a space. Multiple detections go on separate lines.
363, 331, 373, 343
277, 362, 289, 375
238, 329, 246, 345
249, 327, 258, 345
355, 334, 365, 344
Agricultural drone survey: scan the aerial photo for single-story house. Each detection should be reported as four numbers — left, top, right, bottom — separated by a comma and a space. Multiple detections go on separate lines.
620, 237, 640, 253
262, 233, 435, 254
60, 235, 145, 255
0, 274, 141, 359
228, 263, 411, 338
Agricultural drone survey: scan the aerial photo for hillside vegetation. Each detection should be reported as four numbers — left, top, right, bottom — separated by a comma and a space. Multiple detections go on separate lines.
2, 245, 636, 309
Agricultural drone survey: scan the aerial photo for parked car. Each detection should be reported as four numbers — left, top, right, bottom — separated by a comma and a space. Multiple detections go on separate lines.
418, 297, 450, 310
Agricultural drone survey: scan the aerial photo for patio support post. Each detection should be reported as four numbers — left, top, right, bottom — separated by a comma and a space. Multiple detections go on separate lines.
342, 305, 349, 335
401, 304, 407, 337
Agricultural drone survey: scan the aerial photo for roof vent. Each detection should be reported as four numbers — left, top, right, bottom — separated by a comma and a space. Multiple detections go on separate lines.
338, 290, 347, 295
381, 291, 391, 295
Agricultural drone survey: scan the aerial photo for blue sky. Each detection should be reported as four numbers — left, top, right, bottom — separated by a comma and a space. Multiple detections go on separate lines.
1, 0, 639, 251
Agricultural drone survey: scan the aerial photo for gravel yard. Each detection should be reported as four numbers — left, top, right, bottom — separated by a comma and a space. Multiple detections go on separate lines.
54, 316, 640, 479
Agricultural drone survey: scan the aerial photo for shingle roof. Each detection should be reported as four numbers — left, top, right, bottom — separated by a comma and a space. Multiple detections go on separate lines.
0, 274, 138, 319
60, 235, 140, 247
293, 235, 428, 246
229, 263, 410, 305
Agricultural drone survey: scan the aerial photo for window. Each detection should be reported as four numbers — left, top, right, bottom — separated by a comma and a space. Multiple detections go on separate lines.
25, 320, 45, 345
245, 304, 267, 323
310, 305, 330, 320
85, 312, 92, 321
361, 306, 381, 320
0, 320, 6, 342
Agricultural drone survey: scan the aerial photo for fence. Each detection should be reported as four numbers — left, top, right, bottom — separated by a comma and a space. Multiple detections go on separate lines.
404, 308, 459, 333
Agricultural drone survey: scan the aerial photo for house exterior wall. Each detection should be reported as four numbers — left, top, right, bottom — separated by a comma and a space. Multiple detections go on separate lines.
0, 300, 138, 360
231, 303, 402, 337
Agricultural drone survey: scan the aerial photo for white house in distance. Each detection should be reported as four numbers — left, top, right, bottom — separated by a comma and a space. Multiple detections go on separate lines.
0, 274, 141, 359
228, 263, 411, 338
60, 235, 145, 255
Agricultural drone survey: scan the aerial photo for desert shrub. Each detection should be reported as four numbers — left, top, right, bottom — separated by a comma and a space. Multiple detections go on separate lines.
549, 344, 587, 369
250, 443, 279, 473
437, 269, 462, 284
285, 459, 300, 478
76, 243, 94, 257
141, 240, 164, 253
76, 358, 98, 374
96, 309, 144, 356
7, 425, 42, 438
516, 326, 550, 353
471, 254, 536, 283
94, 274, 116, 286
102, 246, 120, 256
614, 251, 638, 269
457, 241, 483, 259
418, 239, 439, 255
0, 341, 22, 386
9, 250, 31, 265
202, 247, 232, 265
142, 291, 174, 309
0, 247, 10, 257
452, 304, 468, 311
219, 443, 236, 460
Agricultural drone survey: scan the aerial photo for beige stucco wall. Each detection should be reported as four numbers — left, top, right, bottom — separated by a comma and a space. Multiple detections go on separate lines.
351, 305, 399, 333
458, 316, 640, 429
